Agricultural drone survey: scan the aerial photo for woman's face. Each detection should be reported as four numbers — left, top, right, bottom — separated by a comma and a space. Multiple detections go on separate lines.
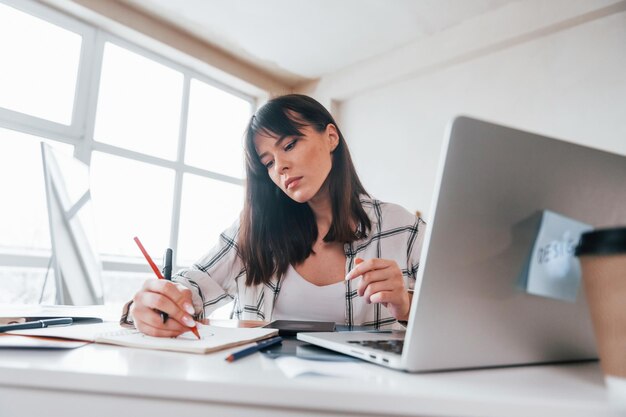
254, 124, 339, 203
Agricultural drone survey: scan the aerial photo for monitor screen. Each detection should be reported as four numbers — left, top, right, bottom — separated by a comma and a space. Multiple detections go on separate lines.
41, 142, 103, 305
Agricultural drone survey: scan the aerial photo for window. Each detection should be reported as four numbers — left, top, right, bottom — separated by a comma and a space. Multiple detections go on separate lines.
0, 0, 254, 306
90, 151, 175, 260
94, 43, 183, 160
177, 173, 243, 266
185, 79, 251, 178
0, 1, 81, 125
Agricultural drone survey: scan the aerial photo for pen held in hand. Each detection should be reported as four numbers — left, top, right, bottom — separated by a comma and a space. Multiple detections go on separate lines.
161, 248, 173, 324
133, 236, 167, 322
133, 237, 164, 280
225, 336, 283, 363
163, 248, 173, 280
133, 237, 200, 340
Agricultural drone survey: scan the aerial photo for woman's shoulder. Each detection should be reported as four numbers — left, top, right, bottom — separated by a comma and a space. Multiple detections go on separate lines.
360, 195, 420, 228
191, 216, 242, 270
197, 217, 241, 258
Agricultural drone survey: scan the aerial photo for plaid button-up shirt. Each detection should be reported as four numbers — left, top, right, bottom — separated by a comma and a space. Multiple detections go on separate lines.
123, 196, 425, 329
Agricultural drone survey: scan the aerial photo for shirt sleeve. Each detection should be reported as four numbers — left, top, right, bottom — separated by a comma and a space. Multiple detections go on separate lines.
388, 216, 425, 330
174, 219, 244, 320
407, 216, 427, 292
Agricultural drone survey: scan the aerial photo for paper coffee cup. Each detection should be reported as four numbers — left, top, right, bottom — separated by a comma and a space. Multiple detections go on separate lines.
575, 227, 626, 378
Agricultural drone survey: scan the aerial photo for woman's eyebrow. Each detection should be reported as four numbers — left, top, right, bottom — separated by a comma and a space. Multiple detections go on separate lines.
258, 135, 289, 160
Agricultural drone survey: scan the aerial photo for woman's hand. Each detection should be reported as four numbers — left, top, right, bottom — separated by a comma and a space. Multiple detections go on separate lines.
345, 258, 411, 321
130, 279, 197, 337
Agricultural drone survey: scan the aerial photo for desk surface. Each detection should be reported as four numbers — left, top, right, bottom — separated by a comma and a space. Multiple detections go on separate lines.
0, 337, 622, 417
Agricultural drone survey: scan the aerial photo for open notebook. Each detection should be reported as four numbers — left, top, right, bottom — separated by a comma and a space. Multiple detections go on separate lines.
7, 322, 278, 354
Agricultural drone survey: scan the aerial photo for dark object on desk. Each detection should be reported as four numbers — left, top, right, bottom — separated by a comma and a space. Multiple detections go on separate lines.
260, 336, 361, 362
226, 336, 283, 362
260, 325, 375, 361
0, 316, 103, 326
45, 316, 102, 325
0, 318, 73, 333
263, 320, 336, 336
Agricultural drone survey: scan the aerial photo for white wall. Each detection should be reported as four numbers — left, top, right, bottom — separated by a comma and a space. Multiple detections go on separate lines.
330, 6, 626, 219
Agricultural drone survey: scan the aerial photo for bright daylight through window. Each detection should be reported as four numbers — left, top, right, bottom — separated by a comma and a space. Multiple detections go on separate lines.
0, 0, 252, 306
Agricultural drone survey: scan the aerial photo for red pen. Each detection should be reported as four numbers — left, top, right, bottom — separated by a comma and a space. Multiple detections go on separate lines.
133, 237, 201, 340
133, 237, 164, 279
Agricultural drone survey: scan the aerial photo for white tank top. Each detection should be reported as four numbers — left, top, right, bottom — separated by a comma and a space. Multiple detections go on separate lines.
272, 265, 346, 323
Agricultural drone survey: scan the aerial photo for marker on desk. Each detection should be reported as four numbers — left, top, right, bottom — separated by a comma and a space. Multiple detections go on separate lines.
0, 318, 73, 333
133, 237, 200, 340
225, 336, 283, 363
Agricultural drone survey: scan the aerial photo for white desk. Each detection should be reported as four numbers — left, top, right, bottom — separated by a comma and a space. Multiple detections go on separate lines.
0, 341, 621, 417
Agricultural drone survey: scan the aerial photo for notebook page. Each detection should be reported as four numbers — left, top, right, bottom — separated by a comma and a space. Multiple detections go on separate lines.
95, 324, 278, 354
8, 322, 278, 354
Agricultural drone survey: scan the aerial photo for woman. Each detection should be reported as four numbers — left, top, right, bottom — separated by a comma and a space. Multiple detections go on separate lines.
123, 94, 425, 337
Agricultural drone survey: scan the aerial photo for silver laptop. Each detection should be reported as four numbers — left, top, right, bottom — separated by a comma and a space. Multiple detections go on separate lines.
298, 116, 626, 372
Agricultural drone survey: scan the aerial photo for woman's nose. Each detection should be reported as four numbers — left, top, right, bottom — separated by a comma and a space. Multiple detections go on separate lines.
274, 155, 290, 173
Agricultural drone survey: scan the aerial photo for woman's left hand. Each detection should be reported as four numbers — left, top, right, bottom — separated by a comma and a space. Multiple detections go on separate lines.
345, 258, 411, 321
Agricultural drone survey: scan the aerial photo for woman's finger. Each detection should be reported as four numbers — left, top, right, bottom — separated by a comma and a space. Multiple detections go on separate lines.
132, 303, 189, 332
133, 292, 195, 331
362, 281, 395, 304
134, 315, 188, 338
357, 268, 395, 296
141, 280, 195, 316
345, 258, 390, 281
369, 290, 396, 305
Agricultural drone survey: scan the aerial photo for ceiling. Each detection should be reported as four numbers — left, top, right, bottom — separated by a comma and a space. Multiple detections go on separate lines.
120, 0, 518, 87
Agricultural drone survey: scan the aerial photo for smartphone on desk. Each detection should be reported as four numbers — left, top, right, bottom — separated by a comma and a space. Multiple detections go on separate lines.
260, 336, 360, 361
261, 320, 359, 361
263, 320, 336, 337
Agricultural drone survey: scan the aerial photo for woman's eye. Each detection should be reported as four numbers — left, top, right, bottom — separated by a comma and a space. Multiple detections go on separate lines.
265, 161, 274, 169
284, 139, 297, 151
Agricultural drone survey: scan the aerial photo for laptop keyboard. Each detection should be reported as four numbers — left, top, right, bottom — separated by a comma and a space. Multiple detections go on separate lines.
348, 339, 404, 354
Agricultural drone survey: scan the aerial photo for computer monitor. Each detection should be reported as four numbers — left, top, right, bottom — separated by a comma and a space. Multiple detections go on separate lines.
41, 142, 104, 305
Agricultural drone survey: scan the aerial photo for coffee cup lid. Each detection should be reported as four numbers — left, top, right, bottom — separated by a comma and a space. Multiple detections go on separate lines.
575, 227, 626, 256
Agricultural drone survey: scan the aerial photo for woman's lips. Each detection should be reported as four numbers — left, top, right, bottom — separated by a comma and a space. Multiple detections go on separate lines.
285, 177, 302, 190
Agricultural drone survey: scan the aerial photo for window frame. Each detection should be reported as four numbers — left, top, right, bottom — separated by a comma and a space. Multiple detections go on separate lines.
0, 0, 255, 286
0, 0, 97, 141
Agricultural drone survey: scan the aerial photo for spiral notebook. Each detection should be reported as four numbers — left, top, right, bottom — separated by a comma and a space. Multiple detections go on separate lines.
7, 322, 278, 354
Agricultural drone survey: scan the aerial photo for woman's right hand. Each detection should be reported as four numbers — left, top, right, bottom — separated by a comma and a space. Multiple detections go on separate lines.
130, 279, 197, 337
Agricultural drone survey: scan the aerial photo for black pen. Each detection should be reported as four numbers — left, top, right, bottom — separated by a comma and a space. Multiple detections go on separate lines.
225, 336, 283, 362
161, 248, 173, 323
0, 318, 73, 333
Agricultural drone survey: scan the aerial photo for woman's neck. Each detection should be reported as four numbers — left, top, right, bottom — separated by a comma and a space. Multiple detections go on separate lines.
308, 186, 333, 236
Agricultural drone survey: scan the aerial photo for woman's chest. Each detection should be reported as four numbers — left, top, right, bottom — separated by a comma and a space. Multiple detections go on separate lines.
294, 242, 347, 286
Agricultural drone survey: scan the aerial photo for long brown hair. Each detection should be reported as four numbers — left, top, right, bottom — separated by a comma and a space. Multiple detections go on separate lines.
239, 94, 370, 286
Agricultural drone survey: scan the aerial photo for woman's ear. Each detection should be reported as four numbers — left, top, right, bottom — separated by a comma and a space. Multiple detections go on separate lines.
327, 124, 340, 152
